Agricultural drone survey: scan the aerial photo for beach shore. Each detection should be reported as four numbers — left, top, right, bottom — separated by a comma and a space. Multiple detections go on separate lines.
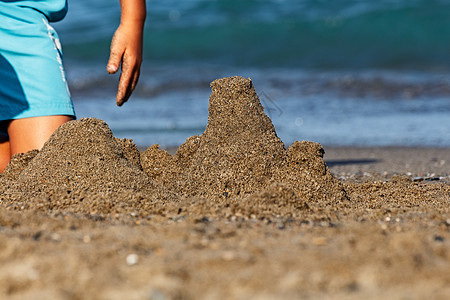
324, 146, 449, 182
0, 77, 448, 299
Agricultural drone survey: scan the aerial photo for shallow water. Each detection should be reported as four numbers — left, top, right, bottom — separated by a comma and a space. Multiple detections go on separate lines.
58, 0, 450, 70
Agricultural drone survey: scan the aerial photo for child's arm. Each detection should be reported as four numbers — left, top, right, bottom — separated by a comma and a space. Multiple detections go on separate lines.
107, 0, 147, 106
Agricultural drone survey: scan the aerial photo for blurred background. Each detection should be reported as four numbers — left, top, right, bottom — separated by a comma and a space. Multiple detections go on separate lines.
54, 0, 450, 148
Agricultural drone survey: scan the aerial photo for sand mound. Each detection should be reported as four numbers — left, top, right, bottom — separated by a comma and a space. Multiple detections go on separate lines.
141, 76, 347, 210
0, 119, 173, 215
17, 118, 149, 193
142, 77, 286, 198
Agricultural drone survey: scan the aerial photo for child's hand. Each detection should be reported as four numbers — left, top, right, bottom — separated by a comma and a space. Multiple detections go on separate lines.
107, 0, 146, 106
107, 25, 143, 106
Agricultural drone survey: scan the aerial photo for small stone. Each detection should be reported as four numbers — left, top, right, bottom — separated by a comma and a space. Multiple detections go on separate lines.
200, 238, 209, 247
83, 235, 91, 243
50, 233, 61, 242
126, 254, 139, 266
312, 237, 327, 246
222, 251, 236, 261
434, 235, 444, 242
425, 177, 440, 181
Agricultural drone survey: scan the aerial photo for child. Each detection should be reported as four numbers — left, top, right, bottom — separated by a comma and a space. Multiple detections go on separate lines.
0, 0, 146, 172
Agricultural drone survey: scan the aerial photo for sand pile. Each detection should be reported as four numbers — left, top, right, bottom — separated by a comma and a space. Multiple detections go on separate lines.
141, 76, 347, 216
1, 76, 346, 220
142, 76, 287, 199
0, 119, 170, 215
16, 118, 146, 190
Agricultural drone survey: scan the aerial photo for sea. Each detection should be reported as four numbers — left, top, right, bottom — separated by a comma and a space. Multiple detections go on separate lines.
53, 0, 450, 148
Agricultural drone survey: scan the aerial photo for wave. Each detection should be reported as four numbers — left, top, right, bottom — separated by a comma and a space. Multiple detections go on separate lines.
57, 0, 450, 71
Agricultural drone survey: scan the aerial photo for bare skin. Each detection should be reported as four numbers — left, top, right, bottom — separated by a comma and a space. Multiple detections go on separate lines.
0, 116, 73, 172
107, 0, 146, 106
0, 136, 10, 172
0, 0, 146, 172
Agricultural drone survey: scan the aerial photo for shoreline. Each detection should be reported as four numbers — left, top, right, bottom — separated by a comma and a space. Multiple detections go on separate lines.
322, 146, 449, 180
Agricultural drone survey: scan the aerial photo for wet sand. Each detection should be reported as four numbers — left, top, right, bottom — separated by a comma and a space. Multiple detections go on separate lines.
0, 77, 449, 299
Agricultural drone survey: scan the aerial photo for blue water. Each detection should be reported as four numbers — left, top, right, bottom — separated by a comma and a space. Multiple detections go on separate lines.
53, 0, 450, 147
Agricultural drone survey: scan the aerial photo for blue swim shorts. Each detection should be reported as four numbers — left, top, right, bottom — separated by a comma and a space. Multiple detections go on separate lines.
0, 2, 75, 121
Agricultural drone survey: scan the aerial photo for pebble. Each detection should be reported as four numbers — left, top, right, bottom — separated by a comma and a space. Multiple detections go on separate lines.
424, 177, 440, 181
50, 233, 61, 242
434, 235, 445, 242
222, 251, 236, 261
126, 254, 139, 266
379, 222, 388, 230
277, 222, 286, 230
83, 235, 91, 243
312, 237, 327, 246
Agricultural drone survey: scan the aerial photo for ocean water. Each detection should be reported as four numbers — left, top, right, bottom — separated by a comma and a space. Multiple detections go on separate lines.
53, 0, 450, 147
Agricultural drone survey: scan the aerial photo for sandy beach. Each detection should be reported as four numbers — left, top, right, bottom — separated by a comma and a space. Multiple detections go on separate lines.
0, 77, 449, 299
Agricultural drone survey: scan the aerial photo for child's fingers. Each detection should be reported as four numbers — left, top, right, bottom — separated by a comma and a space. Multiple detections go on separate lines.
116, 72, 131, 106
107, 54, 121, 74
107, 34, 123, 74
130, 69, 140, 94
108, 25, 143, 106
116, 58, 140, 106
117, 70, 140, 106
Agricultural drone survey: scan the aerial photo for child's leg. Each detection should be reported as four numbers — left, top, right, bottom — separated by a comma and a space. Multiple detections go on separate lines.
7, 115, 73, 156
0, 122, 10, 172
0, 138, 10, 173
0, 115, 72, 172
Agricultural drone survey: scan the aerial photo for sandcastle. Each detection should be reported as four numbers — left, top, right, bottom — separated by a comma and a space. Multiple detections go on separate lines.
141, 76, 347, 205
0, 76, 347, 219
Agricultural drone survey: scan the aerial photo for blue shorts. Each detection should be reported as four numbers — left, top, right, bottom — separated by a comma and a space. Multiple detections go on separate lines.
0, 2, 75, 122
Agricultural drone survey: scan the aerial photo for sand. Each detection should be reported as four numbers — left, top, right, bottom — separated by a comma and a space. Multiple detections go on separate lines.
0, 76, 449, 299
